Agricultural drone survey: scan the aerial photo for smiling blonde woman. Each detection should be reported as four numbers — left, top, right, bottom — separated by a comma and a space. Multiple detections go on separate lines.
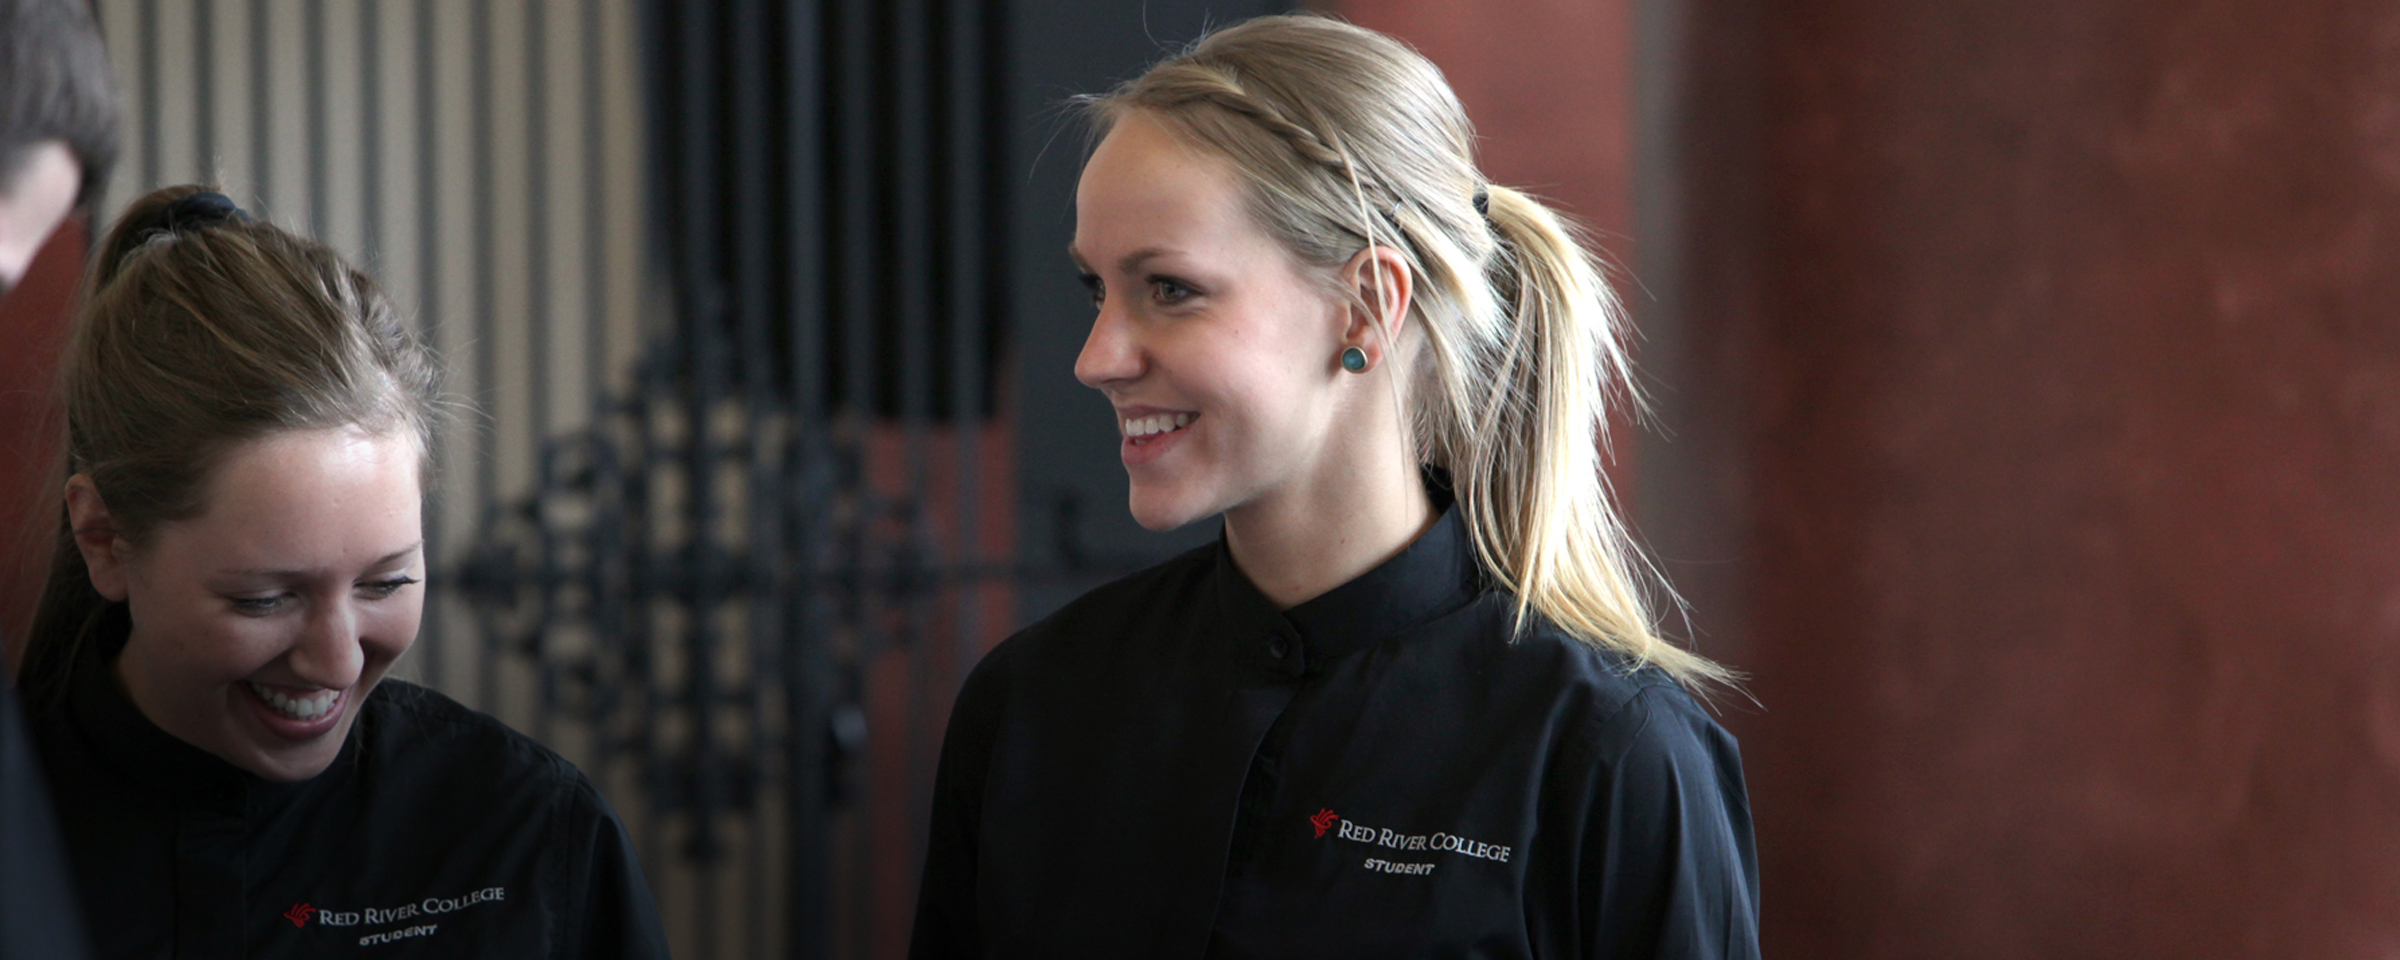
911, 14, 1760, 960
18, 185, 668, 960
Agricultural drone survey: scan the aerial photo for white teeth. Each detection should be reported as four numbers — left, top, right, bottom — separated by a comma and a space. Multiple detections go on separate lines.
248, 681, 338, 721
1122, 412, 1195, 438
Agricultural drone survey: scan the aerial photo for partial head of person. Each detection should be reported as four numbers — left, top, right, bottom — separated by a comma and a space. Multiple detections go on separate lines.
0, 0, 118, 297
22, 184, 443, 782
1070, 14, 1732, 690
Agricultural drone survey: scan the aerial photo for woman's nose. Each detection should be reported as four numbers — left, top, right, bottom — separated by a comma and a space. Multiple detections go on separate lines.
287, 598, 367, 690
1074, 299, 1143, 390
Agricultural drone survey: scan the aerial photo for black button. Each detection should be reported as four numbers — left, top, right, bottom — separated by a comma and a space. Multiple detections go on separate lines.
1267, 636, 1289, 659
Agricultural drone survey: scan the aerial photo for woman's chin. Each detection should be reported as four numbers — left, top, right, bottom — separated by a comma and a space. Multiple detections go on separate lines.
1127, 488, 1214, 532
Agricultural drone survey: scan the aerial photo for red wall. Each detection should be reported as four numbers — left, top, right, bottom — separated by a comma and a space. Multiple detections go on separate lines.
1350, 0, 2400, 956
0, 217, 83, 667
1679, 0, 2400, 956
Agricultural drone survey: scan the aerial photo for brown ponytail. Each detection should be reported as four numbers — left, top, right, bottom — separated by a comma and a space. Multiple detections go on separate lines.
17, 185, 441, 710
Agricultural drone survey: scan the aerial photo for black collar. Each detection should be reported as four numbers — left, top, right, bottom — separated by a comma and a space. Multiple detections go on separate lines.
1210, 502, 1483, 674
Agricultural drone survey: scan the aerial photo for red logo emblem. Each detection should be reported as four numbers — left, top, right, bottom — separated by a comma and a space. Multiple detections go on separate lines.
1310, 808, 1339, 838
284, 903, 315, 928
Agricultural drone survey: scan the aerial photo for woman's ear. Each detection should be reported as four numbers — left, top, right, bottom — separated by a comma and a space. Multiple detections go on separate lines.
1339, 245, 1415, 370
64, 475, 131, 601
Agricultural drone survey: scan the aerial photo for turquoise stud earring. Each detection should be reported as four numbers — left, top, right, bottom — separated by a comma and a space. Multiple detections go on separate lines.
1340, 345, 1368, 373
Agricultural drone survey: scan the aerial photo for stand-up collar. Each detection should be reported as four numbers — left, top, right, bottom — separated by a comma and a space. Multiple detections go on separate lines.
1284, 504, 1479, 663
1209, 501, 1482, 674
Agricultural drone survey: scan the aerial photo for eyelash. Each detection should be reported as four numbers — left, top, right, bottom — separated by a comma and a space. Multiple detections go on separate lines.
230, 577, 421, 616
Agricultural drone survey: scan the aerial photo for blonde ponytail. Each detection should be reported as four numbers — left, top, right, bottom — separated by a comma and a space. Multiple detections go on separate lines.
1464, 185, 1735, 689
1084, 14, 1734, 692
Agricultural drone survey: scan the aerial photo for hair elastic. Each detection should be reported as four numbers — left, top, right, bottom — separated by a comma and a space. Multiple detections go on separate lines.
1472, 187, 1490, 217
160, 191, 248, 234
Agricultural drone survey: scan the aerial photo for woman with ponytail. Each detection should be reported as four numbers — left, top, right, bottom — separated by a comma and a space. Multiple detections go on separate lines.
912, 15, 1758, 959
20, 185, 668, 959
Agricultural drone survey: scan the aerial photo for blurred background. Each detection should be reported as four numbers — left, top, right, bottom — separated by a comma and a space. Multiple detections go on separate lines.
3, 0, 2397, 957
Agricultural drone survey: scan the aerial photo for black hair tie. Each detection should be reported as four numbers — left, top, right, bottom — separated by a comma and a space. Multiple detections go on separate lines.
161, 191, 247, 234
1472, 187, 1490, 217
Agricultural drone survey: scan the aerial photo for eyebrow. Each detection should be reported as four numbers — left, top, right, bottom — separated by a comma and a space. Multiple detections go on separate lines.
229, 541, 425, 579
1064, 245, 1179, 275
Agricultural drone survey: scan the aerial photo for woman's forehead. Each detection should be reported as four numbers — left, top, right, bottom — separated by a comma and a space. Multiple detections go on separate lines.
167, 429, 423, 574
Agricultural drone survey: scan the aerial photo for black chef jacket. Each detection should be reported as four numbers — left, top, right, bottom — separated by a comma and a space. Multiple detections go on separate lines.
912, 506, 1760, 959
27, 621, 669, 960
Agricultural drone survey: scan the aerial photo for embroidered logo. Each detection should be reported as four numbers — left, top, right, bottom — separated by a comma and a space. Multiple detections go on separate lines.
283, 903, 315, 928
1310, 808, 1339, 838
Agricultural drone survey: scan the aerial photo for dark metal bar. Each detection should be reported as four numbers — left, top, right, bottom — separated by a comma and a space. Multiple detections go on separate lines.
195, 0, 214, 179
251, 0, 270, 204
888, 0, 939, 911
675, 3, 726, 956
582, 0, 608, 432
627, 0, 671, 907
726, 0, 776, 952
412, 0, 443, 690
527, 0, 559, 749
471, 0, 499, 713
359, 0, 381, 266
579, 0, 616, 829
782, 0, 833, 953
138, 0, 158, 188
833, 0, 878, 945
305, 0, 326, 235
943, 0, 989, 710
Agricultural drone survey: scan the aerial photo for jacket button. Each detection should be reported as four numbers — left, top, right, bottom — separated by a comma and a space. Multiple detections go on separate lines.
1267, 636, 1289, 659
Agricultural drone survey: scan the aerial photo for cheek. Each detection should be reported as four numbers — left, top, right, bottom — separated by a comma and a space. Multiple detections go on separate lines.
363, 597, 426, 659
158, 614, 294, 684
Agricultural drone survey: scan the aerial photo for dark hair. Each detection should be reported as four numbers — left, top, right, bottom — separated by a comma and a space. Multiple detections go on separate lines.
0, 0, 119, 205
18, 185, 442, 709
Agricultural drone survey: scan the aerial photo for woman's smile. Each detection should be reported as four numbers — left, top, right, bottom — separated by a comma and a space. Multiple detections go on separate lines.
1119, 408, 1200, 465
240, 679, 349, 740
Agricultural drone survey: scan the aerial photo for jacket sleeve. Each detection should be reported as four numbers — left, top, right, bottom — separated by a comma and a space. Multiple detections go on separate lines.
0, 680, 93, 960
551, 774, 672, 960
1573, 685, 1761, 960
909, 640, 1016, 960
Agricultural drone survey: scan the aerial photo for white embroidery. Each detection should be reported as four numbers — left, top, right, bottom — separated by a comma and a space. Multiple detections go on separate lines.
1333, 817, 1512, 863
